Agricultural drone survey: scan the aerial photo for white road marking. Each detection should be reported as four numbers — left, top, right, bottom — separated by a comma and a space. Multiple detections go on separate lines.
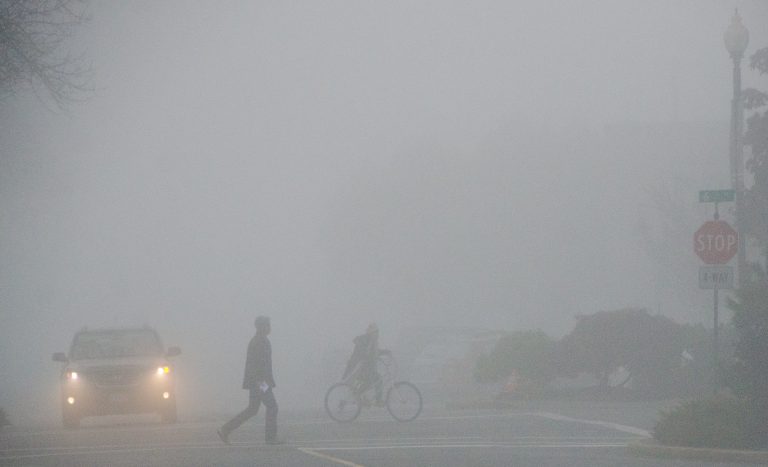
284, 411, 534, 426
0, 441, 223, 453
0, 422, 209, 439
301, 438, 638, 448
298, 435, 483, 444
533, 412, 652, 437
310, 442, 628, 451
298, 447, 367, 467
0, 444, 233, 461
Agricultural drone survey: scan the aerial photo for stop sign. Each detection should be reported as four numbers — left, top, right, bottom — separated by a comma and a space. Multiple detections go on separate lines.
694, 220, 738, 264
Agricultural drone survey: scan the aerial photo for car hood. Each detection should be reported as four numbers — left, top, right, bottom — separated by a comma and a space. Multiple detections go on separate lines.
68, 357, 167, 370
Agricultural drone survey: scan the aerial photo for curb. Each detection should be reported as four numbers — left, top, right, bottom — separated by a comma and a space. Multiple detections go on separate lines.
628, 439, 768, 464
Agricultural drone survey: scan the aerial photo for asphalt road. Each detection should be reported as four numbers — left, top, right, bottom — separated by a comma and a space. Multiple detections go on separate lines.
0, 405, 760, 466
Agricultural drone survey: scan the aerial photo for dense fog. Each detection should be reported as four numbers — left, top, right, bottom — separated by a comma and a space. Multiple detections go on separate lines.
2, 0, 767, 424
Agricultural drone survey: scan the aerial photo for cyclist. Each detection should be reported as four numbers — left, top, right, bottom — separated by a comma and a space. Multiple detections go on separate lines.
342, 323, 386, 404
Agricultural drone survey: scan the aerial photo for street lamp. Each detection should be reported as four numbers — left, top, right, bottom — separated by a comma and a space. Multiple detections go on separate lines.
724, 9, 749, 286
724, 10, 749, 59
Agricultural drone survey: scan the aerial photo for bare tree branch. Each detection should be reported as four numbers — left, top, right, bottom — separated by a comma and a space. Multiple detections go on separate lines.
0, 0, 91, 108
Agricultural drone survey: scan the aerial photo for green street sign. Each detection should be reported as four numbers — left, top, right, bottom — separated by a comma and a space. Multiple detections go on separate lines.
699, 190, 735, 203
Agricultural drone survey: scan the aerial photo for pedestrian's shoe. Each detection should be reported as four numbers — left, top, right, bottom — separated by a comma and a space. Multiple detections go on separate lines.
217, 428, 230, 445
266, 438, 287, 445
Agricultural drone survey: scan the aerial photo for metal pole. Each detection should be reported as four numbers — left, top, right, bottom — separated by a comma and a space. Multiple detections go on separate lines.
730, 54, 748, 286
711, 204, 721, 394
713, 286, 719, 394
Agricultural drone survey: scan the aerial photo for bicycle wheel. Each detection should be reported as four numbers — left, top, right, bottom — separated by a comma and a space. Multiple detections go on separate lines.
324, 382, 362, 423
385, 381, 422, 422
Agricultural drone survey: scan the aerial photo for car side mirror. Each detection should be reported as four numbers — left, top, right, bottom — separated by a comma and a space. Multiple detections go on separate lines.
52, 352, 68, 363
166, 346, 181, 357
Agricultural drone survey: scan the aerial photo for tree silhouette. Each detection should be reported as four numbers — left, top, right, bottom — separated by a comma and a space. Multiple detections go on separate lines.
742, 47, 768, 264
0, 0, 90, 107
558, 308, 684, 396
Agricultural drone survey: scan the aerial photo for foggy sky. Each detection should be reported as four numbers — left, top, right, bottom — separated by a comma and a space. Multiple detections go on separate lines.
2, 0, 767, 422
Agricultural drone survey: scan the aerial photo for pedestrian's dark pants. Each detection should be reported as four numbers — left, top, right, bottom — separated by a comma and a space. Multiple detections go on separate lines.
221, 388, 278, 442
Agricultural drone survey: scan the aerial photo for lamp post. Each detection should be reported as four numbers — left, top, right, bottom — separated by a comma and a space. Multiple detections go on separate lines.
724, 9, 749, 286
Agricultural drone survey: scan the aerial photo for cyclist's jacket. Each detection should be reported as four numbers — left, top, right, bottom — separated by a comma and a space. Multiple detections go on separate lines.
343, 333, 378, 380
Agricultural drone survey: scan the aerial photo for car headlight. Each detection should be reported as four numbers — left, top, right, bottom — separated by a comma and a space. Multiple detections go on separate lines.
156, 366, 170, 376
66, 371, 78, 381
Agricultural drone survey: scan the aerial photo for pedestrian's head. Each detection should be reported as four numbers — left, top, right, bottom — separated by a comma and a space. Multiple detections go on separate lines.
255, 316, 271, 335
366, 323, 378, 336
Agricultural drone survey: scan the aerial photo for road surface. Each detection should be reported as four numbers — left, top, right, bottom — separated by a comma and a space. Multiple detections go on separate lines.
0, 404, 757, 466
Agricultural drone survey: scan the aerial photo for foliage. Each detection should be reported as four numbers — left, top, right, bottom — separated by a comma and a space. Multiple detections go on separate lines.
0, 0, 90, 106
751, 47, 768, 76
726, 276, 768, 405
653, 396, 766, 449
0, 407, 8, 427
474, 330, 556, 388
742, 47, 768, 255
557, 308, 684, 396
742, 88, 768, 110
673, 323, 736, 398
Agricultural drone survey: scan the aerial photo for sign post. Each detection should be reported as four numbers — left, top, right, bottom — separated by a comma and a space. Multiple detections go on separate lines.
698, 265, 735, 367
696, 190, 737, 393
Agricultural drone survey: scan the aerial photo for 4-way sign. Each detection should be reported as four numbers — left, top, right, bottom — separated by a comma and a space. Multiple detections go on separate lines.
693, 220, 738, 264
699, 266, 734, 289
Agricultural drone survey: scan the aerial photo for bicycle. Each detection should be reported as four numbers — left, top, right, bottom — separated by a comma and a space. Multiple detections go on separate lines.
324, 351, 423, 423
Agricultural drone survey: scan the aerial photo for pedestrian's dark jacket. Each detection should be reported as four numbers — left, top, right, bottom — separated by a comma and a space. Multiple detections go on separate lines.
242, 333, 275, 390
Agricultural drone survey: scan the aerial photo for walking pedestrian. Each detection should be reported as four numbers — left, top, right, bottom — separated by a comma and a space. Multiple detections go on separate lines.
218, 316, 284, 445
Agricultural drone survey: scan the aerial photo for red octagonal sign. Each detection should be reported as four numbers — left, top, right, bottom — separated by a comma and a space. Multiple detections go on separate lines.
694, 220, 738, 264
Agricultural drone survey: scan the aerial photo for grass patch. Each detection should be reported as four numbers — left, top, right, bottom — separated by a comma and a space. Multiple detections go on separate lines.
654, 396, 766, 450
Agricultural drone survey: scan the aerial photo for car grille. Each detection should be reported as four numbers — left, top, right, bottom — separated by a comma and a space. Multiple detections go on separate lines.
85, 366, 148, 387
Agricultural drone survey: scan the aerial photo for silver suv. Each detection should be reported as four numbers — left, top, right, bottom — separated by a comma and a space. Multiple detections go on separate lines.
52, 327, 181, 428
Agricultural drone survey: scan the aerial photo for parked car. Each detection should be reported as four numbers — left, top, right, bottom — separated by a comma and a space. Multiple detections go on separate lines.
52, 326, 181, 428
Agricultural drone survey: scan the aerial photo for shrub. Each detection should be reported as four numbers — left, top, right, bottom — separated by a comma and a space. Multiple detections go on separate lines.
557, 308, 684, 396
0, 407, 9, 427
474, 330, 556, 388
653, 397, 766, 449
728, 278, 768, 404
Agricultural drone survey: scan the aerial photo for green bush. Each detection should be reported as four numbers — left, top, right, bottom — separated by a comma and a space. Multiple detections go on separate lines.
474, 330, 556, 388
0, 407, 9, 427
728, 278, 768, 404
653, 397, 766, 449
557, 308, 684, 396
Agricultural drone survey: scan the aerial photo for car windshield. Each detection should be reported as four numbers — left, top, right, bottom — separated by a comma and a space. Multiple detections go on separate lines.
70, 330, 163, 360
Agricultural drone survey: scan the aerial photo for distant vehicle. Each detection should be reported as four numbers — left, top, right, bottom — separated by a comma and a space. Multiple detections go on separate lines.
52, 326, 181, 428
